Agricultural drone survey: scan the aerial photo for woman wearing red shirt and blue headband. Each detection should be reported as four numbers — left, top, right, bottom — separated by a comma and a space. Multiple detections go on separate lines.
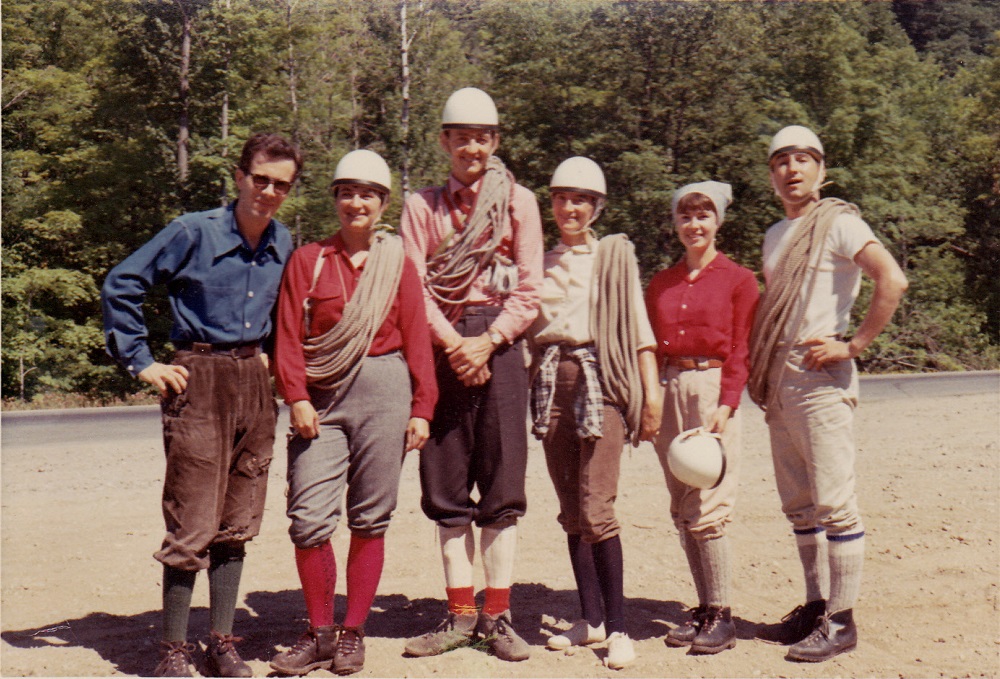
645, 181, 759, 656
529, 157, 662, 670
271, 149, 437, 676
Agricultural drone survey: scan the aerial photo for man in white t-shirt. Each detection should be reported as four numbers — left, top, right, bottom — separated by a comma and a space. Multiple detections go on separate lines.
748, 125, 908, 662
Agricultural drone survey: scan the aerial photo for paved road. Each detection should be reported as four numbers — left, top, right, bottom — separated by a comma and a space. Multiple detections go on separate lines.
2, 371, 997, 450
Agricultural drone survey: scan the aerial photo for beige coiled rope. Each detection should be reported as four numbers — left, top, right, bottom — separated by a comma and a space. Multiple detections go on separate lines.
424, 156, 516, 321
747, 198, 859, 409
592, 234, 644, 446
303, 229, 405, 413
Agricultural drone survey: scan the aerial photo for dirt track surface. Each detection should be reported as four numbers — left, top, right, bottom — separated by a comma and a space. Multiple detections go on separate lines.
2, 391, 998, 678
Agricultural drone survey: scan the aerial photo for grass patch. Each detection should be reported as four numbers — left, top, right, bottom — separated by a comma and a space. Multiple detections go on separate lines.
1, 391, 159, 411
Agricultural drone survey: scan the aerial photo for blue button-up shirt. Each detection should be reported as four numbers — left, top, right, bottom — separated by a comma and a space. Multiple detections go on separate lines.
101, 203, 294, 377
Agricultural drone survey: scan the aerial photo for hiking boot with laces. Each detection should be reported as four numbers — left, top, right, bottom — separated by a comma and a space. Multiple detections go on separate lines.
476, 610, 530, 662
757, 599, 826, 645
154, 640, 195, 677
404, 612, 478, 657
270, 625, 338, 676
333, 626, 365, 675
665, 605, 707, 647
205, 631, 252, 677
691, 606, 736, 654
787, 609, 857, 662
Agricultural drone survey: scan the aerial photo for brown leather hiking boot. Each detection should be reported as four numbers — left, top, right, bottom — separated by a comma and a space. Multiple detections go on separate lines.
757, 599, 826, 645
154, 641, 195, 677
270, 625, 338, 676
787, 609, 857, 662
404, 612, 478, 657
476, 610, 530, 662
333, 625, 365, 675
691, 606, 736, 654
665, 605, 707, 647
205, 631, 252, 677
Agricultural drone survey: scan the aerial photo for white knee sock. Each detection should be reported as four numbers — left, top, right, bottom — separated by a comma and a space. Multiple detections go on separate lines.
828, 533, 864, 613
439, 524, 475, 589
480, 524, 517, 589
795, 530, 829, 603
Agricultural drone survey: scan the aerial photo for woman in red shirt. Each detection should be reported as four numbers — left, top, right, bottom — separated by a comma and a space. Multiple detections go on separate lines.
271, 150, 437, 676
645, 181, 759, 656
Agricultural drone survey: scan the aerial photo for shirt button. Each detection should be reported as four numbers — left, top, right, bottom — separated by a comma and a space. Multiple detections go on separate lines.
245, 322, 251, 329
248, 291, 255, 298
679, 330, 686, 335
127, 365, 134, 372
681, 304, 687, 309
251, 261, 257, 267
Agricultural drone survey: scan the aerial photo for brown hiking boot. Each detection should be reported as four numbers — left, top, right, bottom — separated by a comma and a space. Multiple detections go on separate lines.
333, 625, 365, 675
476, 610, 530, 662
404, 612, 478, 657
757, 599, 826, 645
154, 641, 195, 677
691, 606, 736, 654
270, 625, 338, 676
787, 609, 857, 662
204, 631, 252, 677
665, 605, 707, 647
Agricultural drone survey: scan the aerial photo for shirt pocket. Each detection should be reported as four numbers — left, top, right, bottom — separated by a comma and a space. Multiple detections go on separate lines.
176, 279, 242, 330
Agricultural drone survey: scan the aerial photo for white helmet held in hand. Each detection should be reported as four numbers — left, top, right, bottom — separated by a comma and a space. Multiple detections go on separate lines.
442, 87, 499, 130
331, 149, 392, 196
768, 125, 824, 163
550, 156, 606, 198
667, 428, 727, 490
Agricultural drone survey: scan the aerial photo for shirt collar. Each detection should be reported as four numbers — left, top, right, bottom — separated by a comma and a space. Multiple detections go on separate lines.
552, 240, 595, 255
446, 175, 484, 198
214, 202, 284, 262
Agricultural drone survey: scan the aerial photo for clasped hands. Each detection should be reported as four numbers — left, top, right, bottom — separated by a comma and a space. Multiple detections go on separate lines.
444, 333, 495, 387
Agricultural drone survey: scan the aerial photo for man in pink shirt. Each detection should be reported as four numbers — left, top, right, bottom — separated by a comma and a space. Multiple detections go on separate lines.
400, 87, 543, 663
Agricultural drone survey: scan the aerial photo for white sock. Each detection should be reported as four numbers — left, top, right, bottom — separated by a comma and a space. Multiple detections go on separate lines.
795, 530, 829, 602
828, 532, 865, 613
480, 523, 517, 589
439, 524, 475, 589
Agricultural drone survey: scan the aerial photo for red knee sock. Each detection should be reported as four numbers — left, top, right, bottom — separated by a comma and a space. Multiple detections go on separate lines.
482, 587, 510, 616
295, 542, 336, 628
342, 534, 385, 629
446, 586, 477, 616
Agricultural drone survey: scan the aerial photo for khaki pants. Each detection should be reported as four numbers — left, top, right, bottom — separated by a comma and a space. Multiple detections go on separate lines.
765, 347, 864, 537
654, 366, 741, 540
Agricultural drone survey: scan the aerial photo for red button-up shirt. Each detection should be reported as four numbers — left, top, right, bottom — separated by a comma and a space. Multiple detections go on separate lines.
274, 232, 437, 420
645, 252, 760, 409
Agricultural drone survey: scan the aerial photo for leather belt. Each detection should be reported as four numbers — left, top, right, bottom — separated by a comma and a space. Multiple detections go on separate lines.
176, 341, 260, 359
666, 356, 724, 371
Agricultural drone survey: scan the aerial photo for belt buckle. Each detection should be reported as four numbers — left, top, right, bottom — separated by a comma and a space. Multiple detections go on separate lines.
191, 342, 212, 355
696, 358, 710, 371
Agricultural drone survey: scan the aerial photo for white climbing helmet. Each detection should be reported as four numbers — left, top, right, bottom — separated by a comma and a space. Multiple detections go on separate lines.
768, 125, 824, 163
330, 149, 392, 196
441, 87, 499, 130
550, 156, 607, 198
667, 428, 727, 490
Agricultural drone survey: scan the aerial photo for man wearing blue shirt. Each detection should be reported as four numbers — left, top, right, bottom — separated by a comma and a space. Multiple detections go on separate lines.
102, 133, 301, 678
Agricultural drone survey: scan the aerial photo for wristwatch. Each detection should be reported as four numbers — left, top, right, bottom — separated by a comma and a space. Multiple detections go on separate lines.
487, 327, 506, 349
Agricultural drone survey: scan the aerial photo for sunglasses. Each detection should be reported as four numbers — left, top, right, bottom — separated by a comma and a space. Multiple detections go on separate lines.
250, 173, 294, 196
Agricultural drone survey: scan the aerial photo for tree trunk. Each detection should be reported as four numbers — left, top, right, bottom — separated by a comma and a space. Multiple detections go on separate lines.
400, 0, 411, 199
285, 0, 303, 247
220, 0, 231, 207
177, 0, 191, 205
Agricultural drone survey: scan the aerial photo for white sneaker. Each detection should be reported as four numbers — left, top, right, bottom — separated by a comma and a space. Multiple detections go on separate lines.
604, 632, 635, 669
546, 620, 606, 650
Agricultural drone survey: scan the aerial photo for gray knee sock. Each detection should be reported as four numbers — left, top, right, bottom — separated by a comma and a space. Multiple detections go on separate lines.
795, 530, 829, 603
208, 543, 246, 635
828, 533, 864, 613
679, 529, 707, 605
163, 565, 196, 642
697, 535, 731, 608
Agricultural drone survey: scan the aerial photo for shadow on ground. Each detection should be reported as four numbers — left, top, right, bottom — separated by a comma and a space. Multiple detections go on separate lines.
2, 582, 762, 675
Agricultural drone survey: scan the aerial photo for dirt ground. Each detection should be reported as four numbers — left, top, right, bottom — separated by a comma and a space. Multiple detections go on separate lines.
2, 387, 998, 678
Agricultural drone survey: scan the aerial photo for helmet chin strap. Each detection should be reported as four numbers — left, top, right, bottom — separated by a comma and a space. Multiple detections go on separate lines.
583, 197, 607, 232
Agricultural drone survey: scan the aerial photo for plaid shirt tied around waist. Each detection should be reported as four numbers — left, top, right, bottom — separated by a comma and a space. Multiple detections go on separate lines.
531, 344, 605, 441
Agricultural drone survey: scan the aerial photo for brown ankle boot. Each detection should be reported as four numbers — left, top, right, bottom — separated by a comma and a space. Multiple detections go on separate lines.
691, 606, 736, 654
333, 625, 365, 675
205, 631, 251, 677
270, 625, 338, 676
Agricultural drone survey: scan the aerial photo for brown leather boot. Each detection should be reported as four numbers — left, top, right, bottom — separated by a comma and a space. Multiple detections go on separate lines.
270, 625, 338, 676
691, 606, 736, 654
757, 599, 826, 645
204, 631, 252, 677
665, 605, 707, 647
333, 625, 365, 675
787, 609, 857, 662
154, 641, 195, 677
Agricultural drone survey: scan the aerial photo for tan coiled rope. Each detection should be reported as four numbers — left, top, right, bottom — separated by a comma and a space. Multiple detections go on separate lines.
592, 233, 644, 445
303, 228, 405, 413
747, 198, 859, 409
424, 156, 515, 321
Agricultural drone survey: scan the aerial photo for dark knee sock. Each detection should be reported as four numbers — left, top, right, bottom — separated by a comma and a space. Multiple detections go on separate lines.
567, 534, 604, 628
592, 535, 625, 635
163, 565, 196, 642
208, 542, 246, 635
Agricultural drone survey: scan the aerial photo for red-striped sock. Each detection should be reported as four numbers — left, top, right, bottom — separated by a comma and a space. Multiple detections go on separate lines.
295, 542, 336, 628
342, 534, 385, 629
446, 586, 477, 616
482, 587, 510, 616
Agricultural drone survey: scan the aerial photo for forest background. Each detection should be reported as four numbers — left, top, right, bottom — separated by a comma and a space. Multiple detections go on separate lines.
2, 0, 999, 406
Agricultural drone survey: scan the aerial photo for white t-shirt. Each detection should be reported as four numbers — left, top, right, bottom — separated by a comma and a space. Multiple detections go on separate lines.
763, 212, 878, 343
